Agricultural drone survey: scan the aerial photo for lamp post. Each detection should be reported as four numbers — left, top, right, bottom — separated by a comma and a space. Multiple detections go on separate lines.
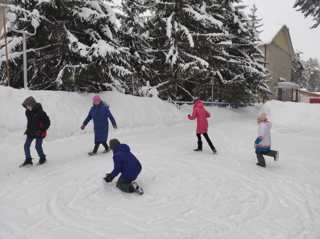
11, 29, 33, 89
1, 0, 10, 86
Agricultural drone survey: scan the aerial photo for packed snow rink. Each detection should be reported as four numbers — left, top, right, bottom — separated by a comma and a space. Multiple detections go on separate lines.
0, 87, 320, 239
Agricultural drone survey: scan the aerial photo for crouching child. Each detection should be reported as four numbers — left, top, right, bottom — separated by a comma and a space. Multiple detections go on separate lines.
104, 139, 143, 195
255, 113, 279, 167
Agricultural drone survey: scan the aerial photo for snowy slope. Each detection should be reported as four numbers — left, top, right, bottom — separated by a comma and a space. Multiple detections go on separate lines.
0, 87, 320, 239
0, 87, 181, 143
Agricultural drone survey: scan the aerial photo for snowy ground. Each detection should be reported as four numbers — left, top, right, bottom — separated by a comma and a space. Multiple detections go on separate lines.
0, 87, 320, 239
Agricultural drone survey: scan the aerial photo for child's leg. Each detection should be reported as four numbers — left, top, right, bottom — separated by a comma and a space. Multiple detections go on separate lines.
264, 150, 278, 161
102, 142, 109, 152
256, 153, 266, 167
116, 178, 135, 193
92, 143, 100, 153
203, 133, 217, 153
194, 134, 202, 151
24, 137, 34, 160
35, 138, 46, 159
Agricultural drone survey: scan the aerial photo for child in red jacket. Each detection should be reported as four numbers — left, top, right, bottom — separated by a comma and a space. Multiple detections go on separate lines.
188, 100, 217, 154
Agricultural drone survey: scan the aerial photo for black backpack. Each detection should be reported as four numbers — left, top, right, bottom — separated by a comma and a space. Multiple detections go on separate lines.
41, 111, 51, 130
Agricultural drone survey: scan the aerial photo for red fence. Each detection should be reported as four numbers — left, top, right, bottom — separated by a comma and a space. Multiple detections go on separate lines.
310, 98, 320, 104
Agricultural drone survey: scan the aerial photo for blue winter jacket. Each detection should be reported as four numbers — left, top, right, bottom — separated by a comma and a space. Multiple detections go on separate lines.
110, 144, 142, 182
83, 102, 117, 143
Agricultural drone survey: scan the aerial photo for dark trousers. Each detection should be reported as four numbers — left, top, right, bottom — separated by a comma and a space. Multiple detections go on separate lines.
196, 133, 216, 152
92, 142, 109, 153
116, 177, 135, 193
256, 150, 278, 166
24, 137, 45, 160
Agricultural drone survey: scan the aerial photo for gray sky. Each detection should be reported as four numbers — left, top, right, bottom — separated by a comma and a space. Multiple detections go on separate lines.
243, 0, 320, 61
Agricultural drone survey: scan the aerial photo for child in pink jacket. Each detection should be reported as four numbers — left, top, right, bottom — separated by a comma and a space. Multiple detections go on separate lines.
188, 100, 217, 154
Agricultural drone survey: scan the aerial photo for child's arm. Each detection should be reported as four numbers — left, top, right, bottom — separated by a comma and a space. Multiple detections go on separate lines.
255, 124, 266, 145
110, 155, 122, 178
81, 108, 93, 129
107, 108, 117, 128
188, 108, 197, 120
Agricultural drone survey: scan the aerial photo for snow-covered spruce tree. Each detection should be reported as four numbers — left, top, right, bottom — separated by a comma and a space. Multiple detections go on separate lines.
247, 4, 263, 43
119, 0, 155, 96
1, 0, 131, 91
144, 0, 229, 101
303, 58, 320, 91
215, 0, 269, 105
291, 52, 306, 88
294, 0, 320, 28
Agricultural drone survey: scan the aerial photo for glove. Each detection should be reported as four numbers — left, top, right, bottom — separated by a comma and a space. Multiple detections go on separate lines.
255, 137, 262, 145
80, 125, 85, 130
113, 124, 118, 129
104, 173, 114, 183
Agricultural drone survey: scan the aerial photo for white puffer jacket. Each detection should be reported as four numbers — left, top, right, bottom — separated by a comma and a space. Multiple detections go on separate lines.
257, 121, 272, 147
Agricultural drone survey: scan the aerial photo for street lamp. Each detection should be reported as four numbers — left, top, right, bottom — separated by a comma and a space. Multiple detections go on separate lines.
11, 29, 34, 89
0, 1, 10, 86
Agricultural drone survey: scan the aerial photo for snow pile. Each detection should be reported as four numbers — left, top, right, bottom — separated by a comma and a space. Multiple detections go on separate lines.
261, 100, 320, 133
0, 86, 181, 143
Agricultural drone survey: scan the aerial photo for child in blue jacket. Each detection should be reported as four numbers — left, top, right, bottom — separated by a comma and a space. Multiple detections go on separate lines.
104, 139, 143, 195
81, 96, 117, 155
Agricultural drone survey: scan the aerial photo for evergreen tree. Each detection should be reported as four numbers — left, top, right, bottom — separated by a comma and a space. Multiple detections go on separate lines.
1, 0, 131, 91
141, 0, 269, 104
247, 4, 263, 43
119, 0, 154, 96
294, 0, 320, 28
291, 52, 306, 88
216, 0, 269, 105
144, 0, 229, 101
303, 58, 320, 91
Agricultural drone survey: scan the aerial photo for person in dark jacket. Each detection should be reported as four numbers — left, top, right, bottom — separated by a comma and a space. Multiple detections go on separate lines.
104, 139, 143, 195
81, 95, 117, 156
21, 96, 50, 167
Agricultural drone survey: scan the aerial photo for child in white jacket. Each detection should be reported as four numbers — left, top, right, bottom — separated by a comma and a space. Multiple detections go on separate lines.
254, 113, 279, 167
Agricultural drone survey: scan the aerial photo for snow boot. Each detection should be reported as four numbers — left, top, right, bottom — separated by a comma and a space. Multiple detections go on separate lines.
38, 157, 46, 165
256, 154, 266, 167
256, 162, 266, 168
132, 182, 144, 195
19, 158, 33, 167
88, 152, 97, 156
194, 141, 203, 152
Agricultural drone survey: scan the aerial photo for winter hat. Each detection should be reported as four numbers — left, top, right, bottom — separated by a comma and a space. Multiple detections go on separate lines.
92, 95, 101, 104
22, 96, 37, 108
109, 138, 121, 151
193, 97, 200, 104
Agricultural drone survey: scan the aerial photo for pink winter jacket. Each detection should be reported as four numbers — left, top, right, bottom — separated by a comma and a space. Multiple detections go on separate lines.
188, 100, 210, 134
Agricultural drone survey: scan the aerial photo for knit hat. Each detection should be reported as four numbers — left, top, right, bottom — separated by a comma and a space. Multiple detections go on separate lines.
92, 95, 102, 104
22, 96, 37, 108
109, 138, 120, 151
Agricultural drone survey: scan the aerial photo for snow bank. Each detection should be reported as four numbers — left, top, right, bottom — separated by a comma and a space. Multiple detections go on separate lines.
0, 86, 181, 143
261, 100, 320, 134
